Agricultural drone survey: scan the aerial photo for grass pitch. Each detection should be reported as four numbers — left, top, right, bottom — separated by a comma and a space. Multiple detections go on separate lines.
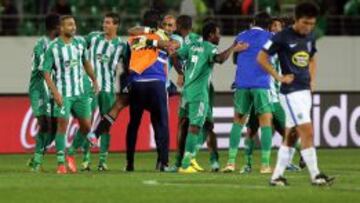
0, 149, 359, 203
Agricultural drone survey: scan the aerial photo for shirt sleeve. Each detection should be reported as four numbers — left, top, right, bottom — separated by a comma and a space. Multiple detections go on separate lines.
80, 38, 89, 63
262, 32, 282, 56
234, 32, 245, 43
310, 38, 317, 57
33, 40, 46, 70
176, 43, 189, 60
208, 45, 218, 64
42, 47, 54, 73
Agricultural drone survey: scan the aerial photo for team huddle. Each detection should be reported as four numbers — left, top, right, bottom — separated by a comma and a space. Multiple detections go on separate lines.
27, 2, 334, 186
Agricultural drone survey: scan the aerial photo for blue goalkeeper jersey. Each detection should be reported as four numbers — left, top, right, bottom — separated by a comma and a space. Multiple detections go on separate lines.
234, 27, 272, 89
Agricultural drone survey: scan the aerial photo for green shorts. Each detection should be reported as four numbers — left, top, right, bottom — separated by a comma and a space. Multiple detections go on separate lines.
29, 87, 51, 117
234, 88, 272, 116
53, 96, 92, 119
272, 102, 285, 134
94, 91, 116, 115
247, 101, 286, 134
187, 100, 209, 127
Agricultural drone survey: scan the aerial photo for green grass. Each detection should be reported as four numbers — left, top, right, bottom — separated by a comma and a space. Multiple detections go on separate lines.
0, 149, 359, 203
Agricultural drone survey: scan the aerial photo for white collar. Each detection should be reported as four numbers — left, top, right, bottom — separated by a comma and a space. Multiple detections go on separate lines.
251, 26, 264, 31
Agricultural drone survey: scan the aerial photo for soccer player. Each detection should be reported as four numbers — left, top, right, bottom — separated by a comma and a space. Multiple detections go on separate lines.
239, 17, 302, 174
27, 13, 60, 172
171, 15, 221, 172
172, 21, 246, 173
257, 2, 334, 186
42, 15, 99, 174
67, 12, 129, 172
222, 12, 274, 174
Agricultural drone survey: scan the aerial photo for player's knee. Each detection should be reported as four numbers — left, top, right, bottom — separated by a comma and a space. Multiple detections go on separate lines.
56, 119, 68, 133
204, 120, 214, 131
179, 117, 189, 127
233, 113, 246, 124
79, 122, 91, 134
189, 125, 200, 134
259, 113, 272, 126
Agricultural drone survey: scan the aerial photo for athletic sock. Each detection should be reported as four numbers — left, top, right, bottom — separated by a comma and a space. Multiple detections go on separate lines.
192, 129, 206, 157
288, 147, 296, 165
244, 137, 255, 166
181, 132, 198, 168
33, 132, 45, 165
301, 147, 320, 180
99, 133, 110, 165
55, 133, 66, 165
82, 140, 91, 163
260, 126, 273, 166
227, 123, 244, 164
68, 131, 85, 156
271, 145, 290, 180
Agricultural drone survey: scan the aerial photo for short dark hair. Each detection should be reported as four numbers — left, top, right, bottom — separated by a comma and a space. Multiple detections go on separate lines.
60, 15, 74, 24
202, 21, 219, 40
45, 13, 60, 31
143, 10, 161, 28
105, 12, 120, 24
295, 2, 319, 20
253, 11, 271, 29
176, 15, 192, 30
269, 17, 285, 27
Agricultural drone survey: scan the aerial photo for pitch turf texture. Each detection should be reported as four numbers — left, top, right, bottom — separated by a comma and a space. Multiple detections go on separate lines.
0, 149, 359, 203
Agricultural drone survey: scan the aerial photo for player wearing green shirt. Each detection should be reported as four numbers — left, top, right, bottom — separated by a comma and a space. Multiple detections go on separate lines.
42, 15, 99, 174
27, 14, 60, 172
67, 13, 129, 172
172, 21, 247, 173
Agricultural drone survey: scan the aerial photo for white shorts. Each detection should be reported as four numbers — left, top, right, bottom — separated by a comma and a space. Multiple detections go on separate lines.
280, 90, 312, 128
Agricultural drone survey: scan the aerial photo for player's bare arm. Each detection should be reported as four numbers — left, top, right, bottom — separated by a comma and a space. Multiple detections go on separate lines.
83, 60, 100, 94
128, 26, 156, 36
43, 72, 63, 106
257, 50, 294, 84
309, 55, 317, 91
214, 42, 249, 64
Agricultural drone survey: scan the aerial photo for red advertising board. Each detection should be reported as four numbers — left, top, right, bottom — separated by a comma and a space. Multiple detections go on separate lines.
0, 96, 180, 154
1, 93, 359, 154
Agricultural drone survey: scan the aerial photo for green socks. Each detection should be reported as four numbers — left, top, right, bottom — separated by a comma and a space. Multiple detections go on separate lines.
260, 126, 272, 166
244, 137, 255, 166
55, 133, 65, 164
82, 140, 91, 163
68, 131, 85, 156
227, 123, 244, 164
99, 133, 110, 165
192, 129, 206, 157
181, 132, 198, 168
44, 132, 56, 148
33, 132, 45, 165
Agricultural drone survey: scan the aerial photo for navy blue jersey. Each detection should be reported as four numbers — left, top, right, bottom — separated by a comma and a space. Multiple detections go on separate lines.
262, 26, 317, 94
234, 27, 272, 89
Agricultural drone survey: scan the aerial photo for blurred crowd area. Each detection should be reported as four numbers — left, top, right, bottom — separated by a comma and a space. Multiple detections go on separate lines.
0, 0, 360, 36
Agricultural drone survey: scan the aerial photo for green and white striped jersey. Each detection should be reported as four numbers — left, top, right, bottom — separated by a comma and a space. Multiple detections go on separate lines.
86, 31, 128, 93
42, 36, 88, 97
29, 36, 51, 93
269, 54, 282, 103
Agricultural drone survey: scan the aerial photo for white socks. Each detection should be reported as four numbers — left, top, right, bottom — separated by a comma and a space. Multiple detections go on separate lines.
301, 147, 320, 180
288, 147, 296, 165
271, 145, 291, 180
